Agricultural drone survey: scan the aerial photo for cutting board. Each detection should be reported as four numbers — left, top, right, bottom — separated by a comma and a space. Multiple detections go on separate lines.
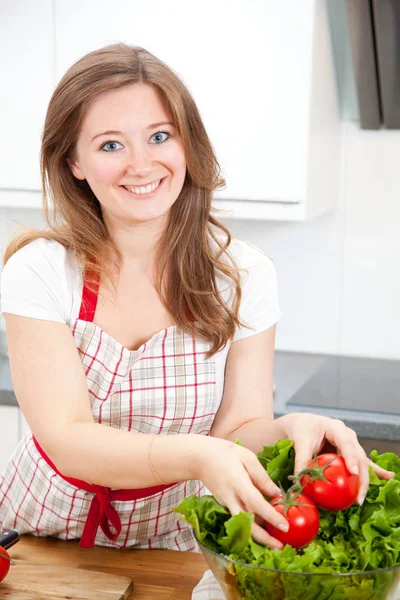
0, 561, 133, 599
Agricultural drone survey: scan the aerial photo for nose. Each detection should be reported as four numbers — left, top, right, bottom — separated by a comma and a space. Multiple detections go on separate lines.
125, 143, 155, 177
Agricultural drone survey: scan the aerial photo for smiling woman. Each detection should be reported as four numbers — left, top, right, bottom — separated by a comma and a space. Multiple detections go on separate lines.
0, 43, 393, 557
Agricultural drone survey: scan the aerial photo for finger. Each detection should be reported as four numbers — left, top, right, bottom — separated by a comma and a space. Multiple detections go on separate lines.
251, 522, 283, 549
293, 443, 315, 475
356, 452, 370, 505
369, 460, 395, 480
241, 487, 289, 533
340, 441, 365, 477
324, 422, 362, 476
225, 460, 288, 532
244, 454, 281, 498
228, 498, 282, 548
228, 498, 248, 515
230, 464, 289, 532
317, 422, 371, 505
330, 436, 369, 504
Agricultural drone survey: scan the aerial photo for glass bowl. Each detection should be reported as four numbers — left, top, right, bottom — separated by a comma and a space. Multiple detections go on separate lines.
196, 537, 400, 600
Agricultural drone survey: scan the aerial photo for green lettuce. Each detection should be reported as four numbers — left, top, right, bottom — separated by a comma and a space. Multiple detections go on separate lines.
174, 440, 400, 599
256, 438, 295, 490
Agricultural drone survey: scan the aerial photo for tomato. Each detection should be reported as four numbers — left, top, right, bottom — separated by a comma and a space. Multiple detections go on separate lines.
0, 546, 10, 583
264, 492, 320, 549
300, 453, 359, 511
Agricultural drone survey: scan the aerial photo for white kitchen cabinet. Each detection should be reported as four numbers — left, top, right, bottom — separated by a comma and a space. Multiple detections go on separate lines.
0, 0, 53, 191
0, 1, 340, 221
0, 189, 43, 208
0, 406, 19, 473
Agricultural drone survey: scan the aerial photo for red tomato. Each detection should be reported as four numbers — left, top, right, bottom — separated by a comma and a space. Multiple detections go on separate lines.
300, 453, 359, 511
264, 492, 320, 549
0, 546, 10, 583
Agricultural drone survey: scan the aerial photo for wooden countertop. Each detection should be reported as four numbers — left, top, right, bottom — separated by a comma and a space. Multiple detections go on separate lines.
7, 536, 209, 599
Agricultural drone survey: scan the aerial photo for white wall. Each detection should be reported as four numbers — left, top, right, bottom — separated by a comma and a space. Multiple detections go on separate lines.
226, 121, 400, 360
1, 121, 399, 360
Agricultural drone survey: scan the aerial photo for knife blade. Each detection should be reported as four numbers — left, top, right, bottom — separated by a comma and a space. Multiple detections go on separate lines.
0, 530, 20, 550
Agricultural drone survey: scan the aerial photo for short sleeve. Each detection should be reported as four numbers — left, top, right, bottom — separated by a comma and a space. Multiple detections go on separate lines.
231, 241, 281, 342
0, 239, 71, 324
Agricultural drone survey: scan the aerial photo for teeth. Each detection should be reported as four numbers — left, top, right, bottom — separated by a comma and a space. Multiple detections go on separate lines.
123, 180, 160, 195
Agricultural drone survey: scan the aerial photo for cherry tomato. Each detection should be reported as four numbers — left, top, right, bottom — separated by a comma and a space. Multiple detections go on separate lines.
300, 453, 359, 511
264, 492, 320, 549
0, 546, 10, 583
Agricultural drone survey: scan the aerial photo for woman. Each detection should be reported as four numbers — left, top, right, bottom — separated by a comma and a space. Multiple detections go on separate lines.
0, 43, 393, 552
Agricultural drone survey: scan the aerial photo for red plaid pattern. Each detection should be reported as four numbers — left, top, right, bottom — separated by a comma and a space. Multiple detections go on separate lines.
0, 317, 217, 550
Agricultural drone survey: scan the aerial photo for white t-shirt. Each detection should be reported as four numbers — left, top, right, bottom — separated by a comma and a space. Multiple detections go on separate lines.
0, 237, 281, 403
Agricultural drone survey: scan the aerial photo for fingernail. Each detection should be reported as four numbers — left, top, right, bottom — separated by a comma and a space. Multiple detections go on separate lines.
358, 495, 365, 506
273, 542, 284, 550
351, 465, 359, 475
278, 523, 289, 532
272, 486, 281, 496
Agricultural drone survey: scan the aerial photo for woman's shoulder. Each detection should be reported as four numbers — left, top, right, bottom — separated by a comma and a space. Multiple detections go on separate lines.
214, 234, 278, 296
6, 237, 69, 267
226, 237, 274, 270
1, 237, 82, 325
4, 237, 81, 283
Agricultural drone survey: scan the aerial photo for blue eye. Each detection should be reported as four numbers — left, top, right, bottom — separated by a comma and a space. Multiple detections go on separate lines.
101, 141, 123, 152
150, 131, 169, 144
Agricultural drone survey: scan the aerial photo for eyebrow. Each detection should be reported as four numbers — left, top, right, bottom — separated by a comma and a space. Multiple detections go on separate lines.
90, 121, 176, 142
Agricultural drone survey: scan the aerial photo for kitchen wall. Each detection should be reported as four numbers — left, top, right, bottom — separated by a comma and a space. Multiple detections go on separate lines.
1, 120, 399, 361
227, 120, 400, 360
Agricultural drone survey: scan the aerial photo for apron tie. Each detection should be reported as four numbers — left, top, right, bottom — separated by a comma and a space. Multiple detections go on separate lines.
81, 486, 122, 548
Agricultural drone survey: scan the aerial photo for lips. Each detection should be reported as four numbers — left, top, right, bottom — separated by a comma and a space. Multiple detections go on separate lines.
120, 177, 165, 197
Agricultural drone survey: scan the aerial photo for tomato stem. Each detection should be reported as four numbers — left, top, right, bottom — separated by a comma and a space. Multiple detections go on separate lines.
288, 454, 337, 486
272, 483, 317, 516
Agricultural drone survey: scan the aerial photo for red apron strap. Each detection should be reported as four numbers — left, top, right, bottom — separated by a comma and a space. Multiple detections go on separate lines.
32, 436, 178, 548
78, 268, 100, 323
80, 490, 123, 548
78, 267, 195, 324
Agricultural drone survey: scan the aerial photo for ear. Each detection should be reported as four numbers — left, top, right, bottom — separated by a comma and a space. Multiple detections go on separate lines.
66, 157, 85, 181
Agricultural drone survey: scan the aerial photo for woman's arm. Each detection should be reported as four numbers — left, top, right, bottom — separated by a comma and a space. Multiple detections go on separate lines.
210, 324, 394, 504
4, 313, 200, 488
210, 326, 283, 452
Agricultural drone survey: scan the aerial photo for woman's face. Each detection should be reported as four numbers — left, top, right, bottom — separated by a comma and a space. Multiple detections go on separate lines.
67, 83, 187, 228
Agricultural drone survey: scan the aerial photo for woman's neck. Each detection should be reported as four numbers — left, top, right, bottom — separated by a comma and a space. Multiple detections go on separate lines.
105, 214, 167, 270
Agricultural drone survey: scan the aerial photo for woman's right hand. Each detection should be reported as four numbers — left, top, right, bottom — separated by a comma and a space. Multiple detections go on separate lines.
193, 436, 289, 549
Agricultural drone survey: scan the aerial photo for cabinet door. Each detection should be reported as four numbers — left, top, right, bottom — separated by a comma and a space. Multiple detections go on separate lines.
0, 406, 19, 474
54, 0, 324, 205
0, 1, 53, 191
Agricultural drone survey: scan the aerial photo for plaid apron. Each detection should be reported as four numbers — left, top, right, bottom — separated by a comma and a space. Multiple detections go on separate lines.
0, 271, 218, 550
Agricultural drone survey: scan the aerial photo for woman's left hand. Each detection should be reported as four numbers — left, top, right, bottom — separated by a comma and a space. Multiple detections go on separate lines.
277, 413, 395, 505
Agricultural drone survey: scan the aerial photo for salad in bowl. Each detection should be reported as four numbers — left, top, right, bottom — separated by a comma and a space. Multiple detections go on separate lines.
175, 440, 400, 599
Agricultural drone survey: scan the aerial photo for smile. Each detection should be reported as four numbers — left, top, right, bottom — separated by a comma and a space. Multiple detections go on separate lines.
120, 178, 165, 197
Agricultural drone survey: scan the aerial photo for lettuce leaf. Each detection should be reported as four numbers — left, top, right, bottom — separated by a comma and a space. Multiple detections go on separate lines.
256, 438, 295, 490
174, 441, 400, 599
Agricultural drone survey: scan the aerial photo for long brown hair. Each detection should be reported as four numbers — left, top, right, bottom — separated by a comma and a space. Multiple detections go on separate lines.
4, 43, 245, 357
